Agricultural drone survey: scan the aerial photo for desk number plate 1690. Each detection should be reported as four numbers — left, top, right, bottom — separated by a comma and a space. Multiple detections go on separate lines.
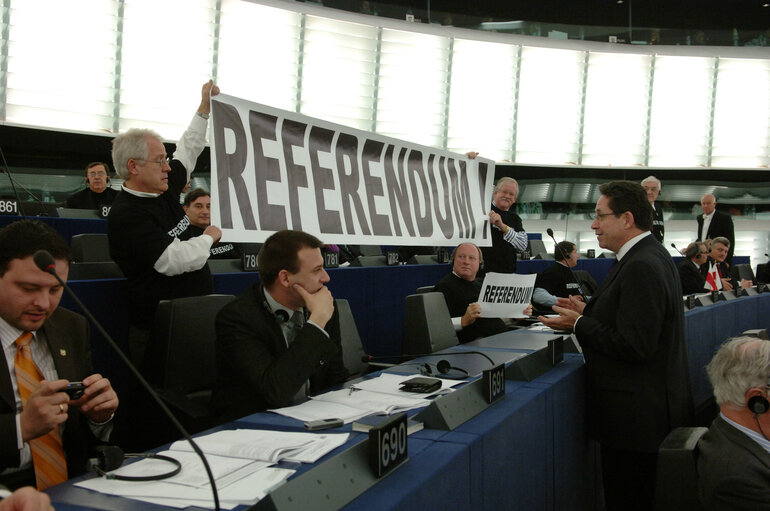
368, 412, 408, 478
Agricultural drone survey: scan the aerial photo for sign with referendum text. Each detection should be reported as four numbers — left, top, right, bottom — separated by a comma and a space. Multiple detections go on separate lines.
477, 272, 536, 319
209, 94, 495, 245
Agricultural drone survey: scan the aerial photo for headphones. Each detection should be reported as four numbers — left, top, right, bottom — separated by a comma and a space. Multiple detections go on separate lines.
684, 243, 703, 260
89, 445, 181, 481
748, 379, 770, 415
418, 360, 470, 380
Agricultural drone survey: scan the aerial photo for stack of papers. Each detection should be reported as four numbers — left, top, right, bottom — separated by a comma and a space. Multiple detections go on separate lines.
75, 429, 349, 509
269, 373, 463, 423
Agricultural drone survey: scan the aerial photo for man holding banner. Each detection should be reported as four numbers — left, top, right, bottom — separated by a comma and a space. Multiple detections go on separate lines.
539, 180, 693, 511
108, 80, 222, 366
480, 177, 528, 274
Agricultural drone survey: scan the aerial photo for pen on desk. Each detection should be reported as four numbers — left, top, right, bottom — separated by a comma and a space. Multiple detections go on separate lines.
348, 386, 360, 396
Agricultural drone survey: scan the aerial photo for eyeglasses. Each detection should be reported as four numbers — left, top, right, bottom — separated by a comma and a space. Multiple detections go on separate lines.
135, 157, 170, 167
591, 212, 617, 221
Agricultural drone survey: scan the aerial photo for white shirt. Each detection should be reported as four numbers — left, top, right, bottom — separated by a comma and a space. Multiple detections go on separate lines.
722, 412, 770, 456
700, 211, 714, 242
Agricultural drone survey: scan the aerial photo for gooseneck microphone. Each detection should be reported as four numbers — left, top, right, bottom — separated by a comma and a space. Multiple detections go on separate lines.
671, 243, 684, 255
545, 228, 585, 300
33, 250, 221, 510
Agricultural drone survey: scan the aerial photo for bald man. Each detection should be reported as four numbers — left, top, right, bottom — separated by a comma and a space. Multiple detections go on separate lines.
697, 194, 735, 265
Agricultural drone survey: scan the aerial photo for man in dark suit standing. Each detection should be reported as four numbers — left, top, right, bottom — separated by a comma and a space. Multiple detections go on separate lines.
539, 181, 693, 511
697, 193, 735, 265
210, 230, 348, 423
678, 241, 708, 294
0, 220, 119, 490
698, 336, 770, 510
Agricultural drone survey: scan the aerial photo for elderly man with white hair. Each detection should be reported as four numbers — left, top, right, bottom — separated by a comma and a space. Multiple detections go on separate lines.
641, 175, 664, 243
698, 336, 770, 510
107, 80, 222, 365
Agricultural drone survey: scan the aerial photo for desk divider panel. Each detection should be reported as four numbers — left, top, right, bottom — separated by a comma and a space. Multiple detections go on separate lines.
414, 378, 497, 430
253, 439, 397, 511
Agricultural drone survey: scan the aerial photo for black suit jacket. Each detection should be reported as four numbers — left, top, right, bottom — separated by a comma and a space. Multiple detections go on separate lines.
574, 235, 694, 452
678, 259, 707, 295
210, 284, 348, 423
697, 210, 735, 264
697, 416, 770, 511
0, 308, 104, 487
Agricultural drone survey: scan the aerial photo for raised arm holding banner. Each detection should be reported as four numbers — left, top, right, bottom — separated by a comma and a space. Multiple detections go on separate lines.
209, 94, 495, 247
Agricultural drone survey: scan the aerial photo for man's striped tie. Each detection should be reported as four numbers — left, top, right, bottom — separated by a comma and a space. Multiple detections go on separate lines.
14, 331, 68, 489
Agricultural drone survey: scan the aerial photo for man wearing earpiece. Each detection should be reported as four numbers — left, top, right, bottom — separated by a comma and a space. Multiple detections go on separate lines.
698, 336, 770, 510
532, 240, 582, 310
210, 230, 348, 423
64, 162, 119, 210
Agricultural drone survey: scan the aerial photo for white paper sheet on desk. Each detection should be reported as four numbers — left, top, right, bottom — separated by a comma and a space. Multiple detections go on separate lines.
270, 398, 373, 423
104, 450, 264, 488
311, 389, 430, 414
170, 429, 348, 464
75, 463, 294, 509
350, 373, 463, 396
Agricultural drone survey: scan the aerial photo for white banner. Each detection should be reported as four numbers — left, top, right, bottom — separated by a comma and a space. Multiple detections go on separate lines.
209, 94, 495, 245
477, 272, 536, 319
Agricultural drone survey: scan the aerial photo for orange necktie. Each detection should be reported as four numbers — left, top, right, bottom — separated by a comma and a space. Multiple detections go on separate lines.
14, 332, 68, 489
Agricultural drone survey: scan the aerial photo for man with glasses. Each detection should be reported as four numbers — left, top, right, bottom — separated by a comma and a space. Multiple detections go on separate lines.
107, 81, 222, 366
64, 162, 119, 211
539, 181, 693, 511
678, 241, 708, 294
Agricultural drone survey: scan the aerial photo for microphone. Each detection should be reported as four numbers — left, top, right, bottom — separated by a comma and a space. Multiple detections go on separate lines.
545, 227, 585, 300
0, 144, 50, 216
671, 243, 684, 255
33, 250, 221, 511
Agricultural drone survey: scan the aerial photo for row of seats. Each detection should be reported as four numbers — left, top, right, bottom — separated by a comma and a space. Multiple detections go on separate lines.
142, 294, 369, 434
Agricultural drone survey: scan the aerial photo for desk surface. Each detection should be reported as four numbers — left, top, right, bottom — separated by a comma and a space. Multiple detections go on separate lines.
47, 328, 588, 511
50, 270, 770, 510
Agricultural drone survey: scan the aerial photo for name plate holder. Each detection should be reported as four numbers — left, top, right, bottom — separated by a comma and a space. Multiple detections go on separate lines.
0, 199, 19, 215
323, 251, 339, 268
254, 425, 408, 511
385, 251, 400, 266
505, 336, 565, 382
413, 371, 505, 431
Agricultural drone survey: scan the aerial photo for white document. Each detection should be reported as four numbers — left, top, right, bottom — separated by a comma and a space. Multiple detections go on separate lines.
477, 272, 536, 318
170, 429, 348, 464
269, 398, 373, 423
311, 388, 429, 414
75, 464, 294, 510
